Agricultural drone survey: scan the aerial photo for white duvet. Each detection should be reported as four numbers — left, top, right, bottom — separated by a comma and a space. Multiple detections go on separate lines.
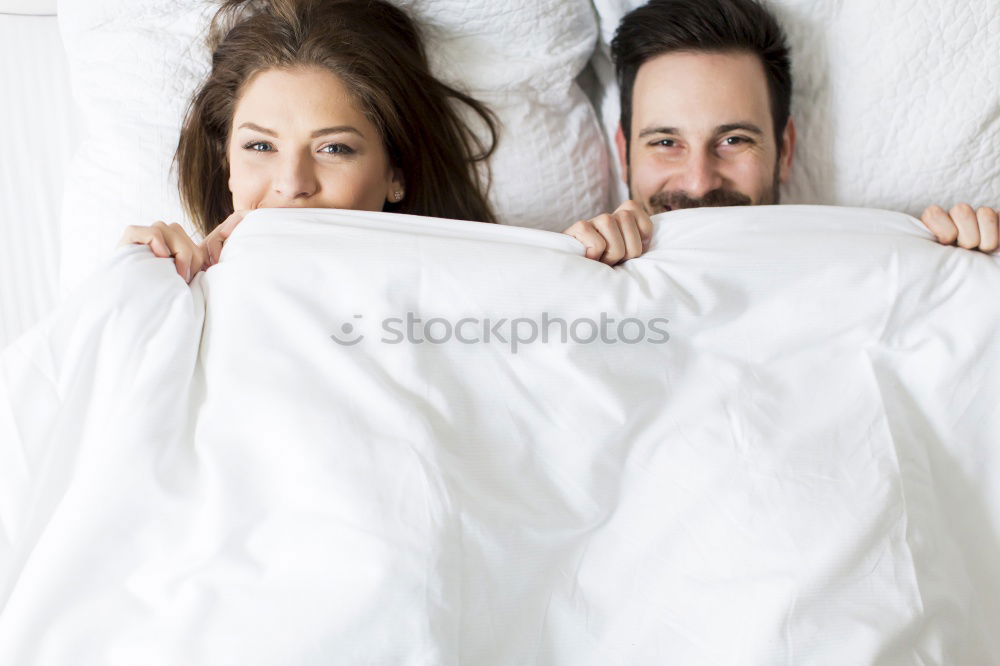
2, 206, 999, 664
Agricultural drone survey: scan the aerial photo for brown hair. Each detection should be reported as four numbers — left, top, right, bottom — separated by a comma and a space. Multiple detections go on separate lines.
176, 0, 499, 236
611, 0, 792, 161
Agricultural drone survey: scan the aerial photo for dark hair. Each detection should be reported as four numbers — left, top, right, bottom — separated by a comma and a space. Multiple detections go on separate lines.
176, 0, 499, 236
610, 0, 791, 160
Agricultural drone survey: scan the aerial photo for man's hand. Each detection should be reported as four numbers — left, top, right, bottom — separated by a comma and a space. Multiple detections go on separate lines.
562, 200, 654, 266
920, 203, 999, 253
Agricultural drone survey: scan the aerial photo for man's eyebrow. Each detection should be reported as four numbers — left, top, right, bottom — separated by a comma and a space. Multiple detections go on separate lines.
638, 126, 680, 139
637, 123, 766, 139
716, 123, 764, 136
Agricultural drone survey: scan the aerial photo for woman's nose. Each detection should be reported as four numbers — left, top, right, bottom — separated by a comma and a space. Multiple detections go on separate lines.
273, 150, 318, 200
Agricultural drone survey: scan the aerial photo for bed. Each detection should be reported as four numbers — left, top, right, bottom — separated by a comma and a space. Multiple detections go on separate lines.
0, 3, 78, 349
3, 0, 999, 349
1, 0, 999, 663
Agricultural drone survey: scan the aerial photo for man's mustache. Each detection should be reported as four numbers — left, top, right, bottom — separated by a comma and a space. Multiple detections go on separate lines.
648, 188, 753, 213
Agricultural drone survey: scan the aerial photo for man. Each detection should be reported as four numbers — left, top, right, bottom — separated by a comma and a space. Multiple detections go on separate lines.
563, 0, 998, 265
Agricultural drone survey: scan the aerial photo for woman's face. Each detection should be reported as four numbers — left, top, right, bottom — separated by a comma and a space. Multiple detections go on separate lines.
227, 66, 402, 212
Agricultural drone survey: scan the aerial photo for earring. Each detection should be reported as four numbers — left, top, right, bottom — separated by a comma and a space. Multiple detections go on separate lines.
393, 190, 404, 202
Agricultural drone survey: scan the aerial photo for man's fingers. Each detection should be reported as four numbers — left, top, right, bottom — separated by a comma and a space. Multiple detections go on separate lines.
976, 206, 999, 252
616, 199, 654, 235
920, 205, 958, 245
592, 214, 627, 265
563, 221, 607, 262
950, 203, 981, 250
637, 213, 654, 245
615, 210, 645, 260
920, 204, 1000, 253
563, 204, 652, 266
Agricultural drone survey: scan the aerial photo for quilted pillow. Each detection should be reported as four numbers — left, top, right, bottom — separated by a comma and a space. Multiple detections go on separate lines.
56, 0, 610, 293
589, 0, 1000, 213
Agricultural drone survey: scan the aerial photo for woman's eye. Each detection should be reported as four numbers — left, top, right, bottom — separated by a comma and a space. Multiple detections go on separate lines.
243, 141, 272, 152
320, 143, 354, 155
653, 139, 677, 148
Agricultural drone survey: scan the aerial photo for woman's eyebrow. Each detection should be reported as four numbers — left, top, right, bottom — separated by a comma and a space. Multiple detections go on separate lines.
237, 122, 278, 136
310, 126, 363, 138
235, 123, 363, 139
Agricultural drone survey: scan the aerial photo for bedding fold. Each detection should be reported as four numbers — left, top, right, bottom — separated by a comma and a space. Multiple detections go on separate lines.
1, 205, 997, 665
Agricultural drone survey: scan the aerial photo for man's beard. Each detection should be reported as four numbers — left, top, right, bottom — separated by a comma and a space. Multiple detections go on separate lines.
641, 160, 781, 214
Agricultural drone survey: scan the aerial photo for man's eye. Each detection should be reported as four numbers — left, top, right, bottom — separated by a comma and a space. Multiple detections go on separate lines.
243, 141, 272, 152
320, 143, 355, 155
722, 136, 750, 146
652, 139, 677, 148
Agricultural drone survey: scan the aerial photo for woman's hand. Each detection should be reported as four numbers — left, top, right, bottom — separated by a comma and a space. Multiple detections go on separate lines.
562, 200, 654, 266
118, 221, 207, 283
200, 210, 249, 269
117, 210, 249, 283
921, 203, 999, 253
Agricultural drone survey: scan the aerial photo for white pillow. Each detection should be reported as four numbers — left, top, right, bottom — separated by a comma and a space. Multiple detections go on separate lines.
0, 0, 56, 14
589, 0, 1000, 213
56, 0, 611, 294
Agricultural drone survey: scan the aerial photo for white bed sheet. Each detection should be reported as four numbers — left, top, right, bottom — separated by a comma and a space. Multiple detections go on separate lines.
2, 205, 999, 663
0, 13, 79, 350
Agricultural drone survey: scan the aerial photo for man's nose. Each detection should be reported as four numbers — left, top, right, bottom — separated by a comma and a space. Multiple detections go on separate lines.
676, 150, 724, 198
273, 150, 319, 200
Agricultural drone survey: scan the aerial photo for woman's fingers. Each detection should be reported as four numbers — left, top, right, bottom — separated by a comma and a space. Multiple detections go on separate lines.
118, 224, 172, 257
117, 221, 205, 283
117, 211, 249, 281
216, 209, 250, 240
202, 227, 225, 268
162, 222, 207, 283
202, 210, 249, 267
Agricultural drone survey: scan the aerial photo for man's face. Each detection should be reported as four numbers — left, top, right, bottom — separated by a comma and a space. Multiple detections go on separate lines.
618, 50, 795, 215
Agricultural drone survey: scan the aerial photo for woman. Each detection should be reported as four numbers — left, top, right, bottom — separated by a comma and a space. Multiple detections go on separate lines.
120, 0, 651, 280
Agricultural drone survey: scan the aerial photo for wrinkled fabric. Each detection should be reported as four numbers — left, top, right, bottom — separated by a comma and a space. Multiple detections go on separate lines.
2, 205, 998, 665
